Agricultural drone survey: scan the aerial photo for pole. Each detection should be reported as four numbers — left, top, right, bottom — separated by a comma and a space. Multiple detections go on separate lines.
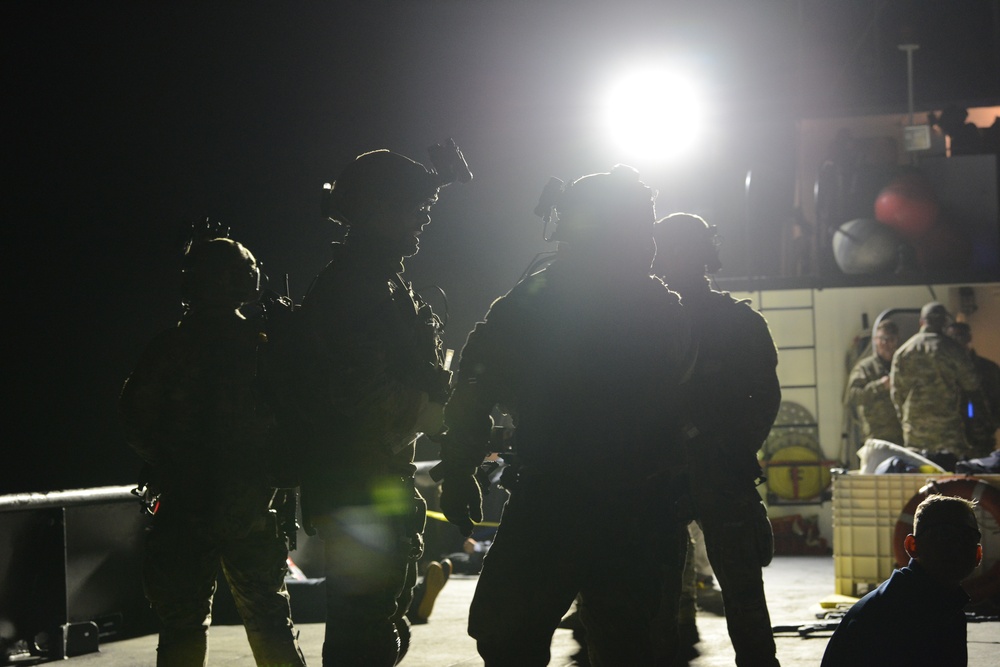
898, 43, 920, 163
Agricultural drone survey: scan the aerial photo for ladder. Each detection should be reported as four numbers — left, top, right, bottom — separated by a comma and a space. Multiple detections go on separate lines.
753, 289, 832, 505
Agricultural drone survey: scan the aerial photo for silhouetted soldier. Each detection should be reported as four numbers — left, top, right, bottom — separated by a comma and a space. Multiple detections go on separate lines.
653, 212, 782, 667
435, 165, 694, 665
891, 302, 980, 470
845, 319, 904, 445
120, 237, 306, 667
273, 144, 470, 666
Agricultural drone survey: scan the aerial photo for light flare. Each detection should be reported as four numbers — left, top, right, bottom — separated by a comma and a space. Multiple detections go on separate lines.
605, 65, 704, 161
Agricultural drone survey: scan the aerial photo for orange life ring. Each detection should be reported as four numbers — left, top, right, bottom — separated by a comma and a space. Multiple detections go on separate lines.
893, 476, 1000, 605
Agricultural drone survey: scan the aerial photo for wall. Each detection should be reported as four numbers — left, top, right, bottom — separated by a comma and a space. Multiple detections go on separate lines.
729, 281, 1000, 543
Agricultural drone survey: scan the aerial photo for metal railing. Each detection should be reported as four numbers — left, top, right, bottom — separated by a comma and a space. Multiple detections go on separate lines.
0, 485, 136, 512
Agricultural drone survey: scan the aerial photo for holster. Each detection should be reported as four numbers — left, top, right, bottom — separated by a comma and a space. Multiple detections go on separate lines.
270, 488, 300, 551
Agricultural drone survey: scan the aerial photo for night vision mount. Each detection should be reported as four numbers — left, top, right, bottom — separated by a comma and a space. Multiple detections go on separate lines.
183, 217, 231, 255
533, 177, 566, 226
427, 137, 473, 187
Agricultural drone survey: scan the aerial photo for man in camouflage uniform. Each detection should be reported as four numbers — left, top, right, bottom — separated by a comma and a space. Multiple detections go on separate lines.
120, 237, 306, 667
653, 212, 782, 667
946, 321, 1000, 457
845, 319, 904, 445
435, 165, 694, 665
273, 146, 468, 666
891, 302, 981, 469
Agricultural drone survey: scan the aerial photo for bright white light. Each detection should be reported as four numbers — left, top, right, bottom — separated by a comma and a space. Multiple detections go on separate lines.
605, 65, 704, 161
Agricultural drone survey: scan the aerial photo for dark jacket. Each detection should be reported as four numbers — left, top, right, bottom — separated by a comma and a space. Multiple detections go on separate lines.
443, 255, 693, 489
119, 310, 274, 537
670, 277, 781, 487
821, 559, 970, 667
280, 239, 450, 518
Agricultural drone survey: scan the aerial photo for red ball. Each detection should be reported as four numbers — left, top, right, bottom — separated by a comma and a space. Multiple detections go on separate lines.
873, 176, 939, 239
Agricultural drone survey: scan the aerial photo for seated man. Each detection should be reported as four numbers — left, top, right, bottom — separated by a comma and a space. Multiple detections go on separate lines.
821, 494, 983, 667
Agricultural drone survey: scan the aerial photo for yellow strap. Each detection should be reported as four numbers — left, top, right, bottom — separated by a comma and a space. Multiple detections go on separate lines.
425, 509, 500, 528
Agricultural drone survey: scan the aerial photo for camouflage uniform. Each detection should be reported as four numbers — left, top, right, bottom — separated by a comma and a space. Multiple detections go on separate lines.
441, 257, 694, 666
120, 310, 305, 667
662, 275, 782, 667
891, 328, 980, 457
281, 239, 451, 666
845, 353, 904, 445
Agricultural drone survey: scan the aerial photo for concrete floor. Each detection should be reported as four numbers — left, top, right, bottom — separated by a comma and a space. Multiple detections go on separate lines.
62, 556, 998, 666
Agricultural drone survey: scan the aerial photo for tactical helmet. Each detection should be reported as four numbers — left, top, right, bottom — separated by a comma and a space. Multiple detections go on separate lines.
541, 164, 655, 245
654, 212, 723, 274
324, 150, 443, 226
180, 238, 260, 309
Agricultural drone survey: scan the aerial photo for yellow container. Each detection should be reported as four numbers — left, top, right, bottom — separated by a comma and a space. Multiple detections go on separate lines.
831, 472, 1000, 596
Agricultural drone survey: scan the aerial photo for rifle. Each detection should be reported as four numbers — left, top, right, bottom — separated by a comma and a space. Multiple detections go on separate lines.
771, 620, 841, 637
130, 464, 161, 516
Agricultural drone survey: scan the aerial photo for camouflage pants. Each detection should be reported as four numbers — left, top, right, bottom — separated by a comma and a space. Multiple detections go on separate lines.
142, 511, 305, 667
469, 479, 687, 667
312, 477, 426, 667
697, 488, 779, 667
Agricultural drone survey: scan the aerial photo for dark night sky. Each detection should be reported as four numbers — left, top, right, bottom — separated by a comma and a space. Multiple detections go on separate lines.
4, 1, 998, 493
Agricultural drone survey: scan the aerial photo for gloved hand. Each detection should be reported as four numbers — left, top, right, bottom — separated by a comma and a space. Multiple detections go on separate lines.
439, 472, 483, 537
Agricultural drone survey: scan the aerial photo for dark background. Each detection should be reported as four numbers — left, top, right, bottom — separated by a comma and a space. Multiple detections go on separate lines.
4, 1, 999, 494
